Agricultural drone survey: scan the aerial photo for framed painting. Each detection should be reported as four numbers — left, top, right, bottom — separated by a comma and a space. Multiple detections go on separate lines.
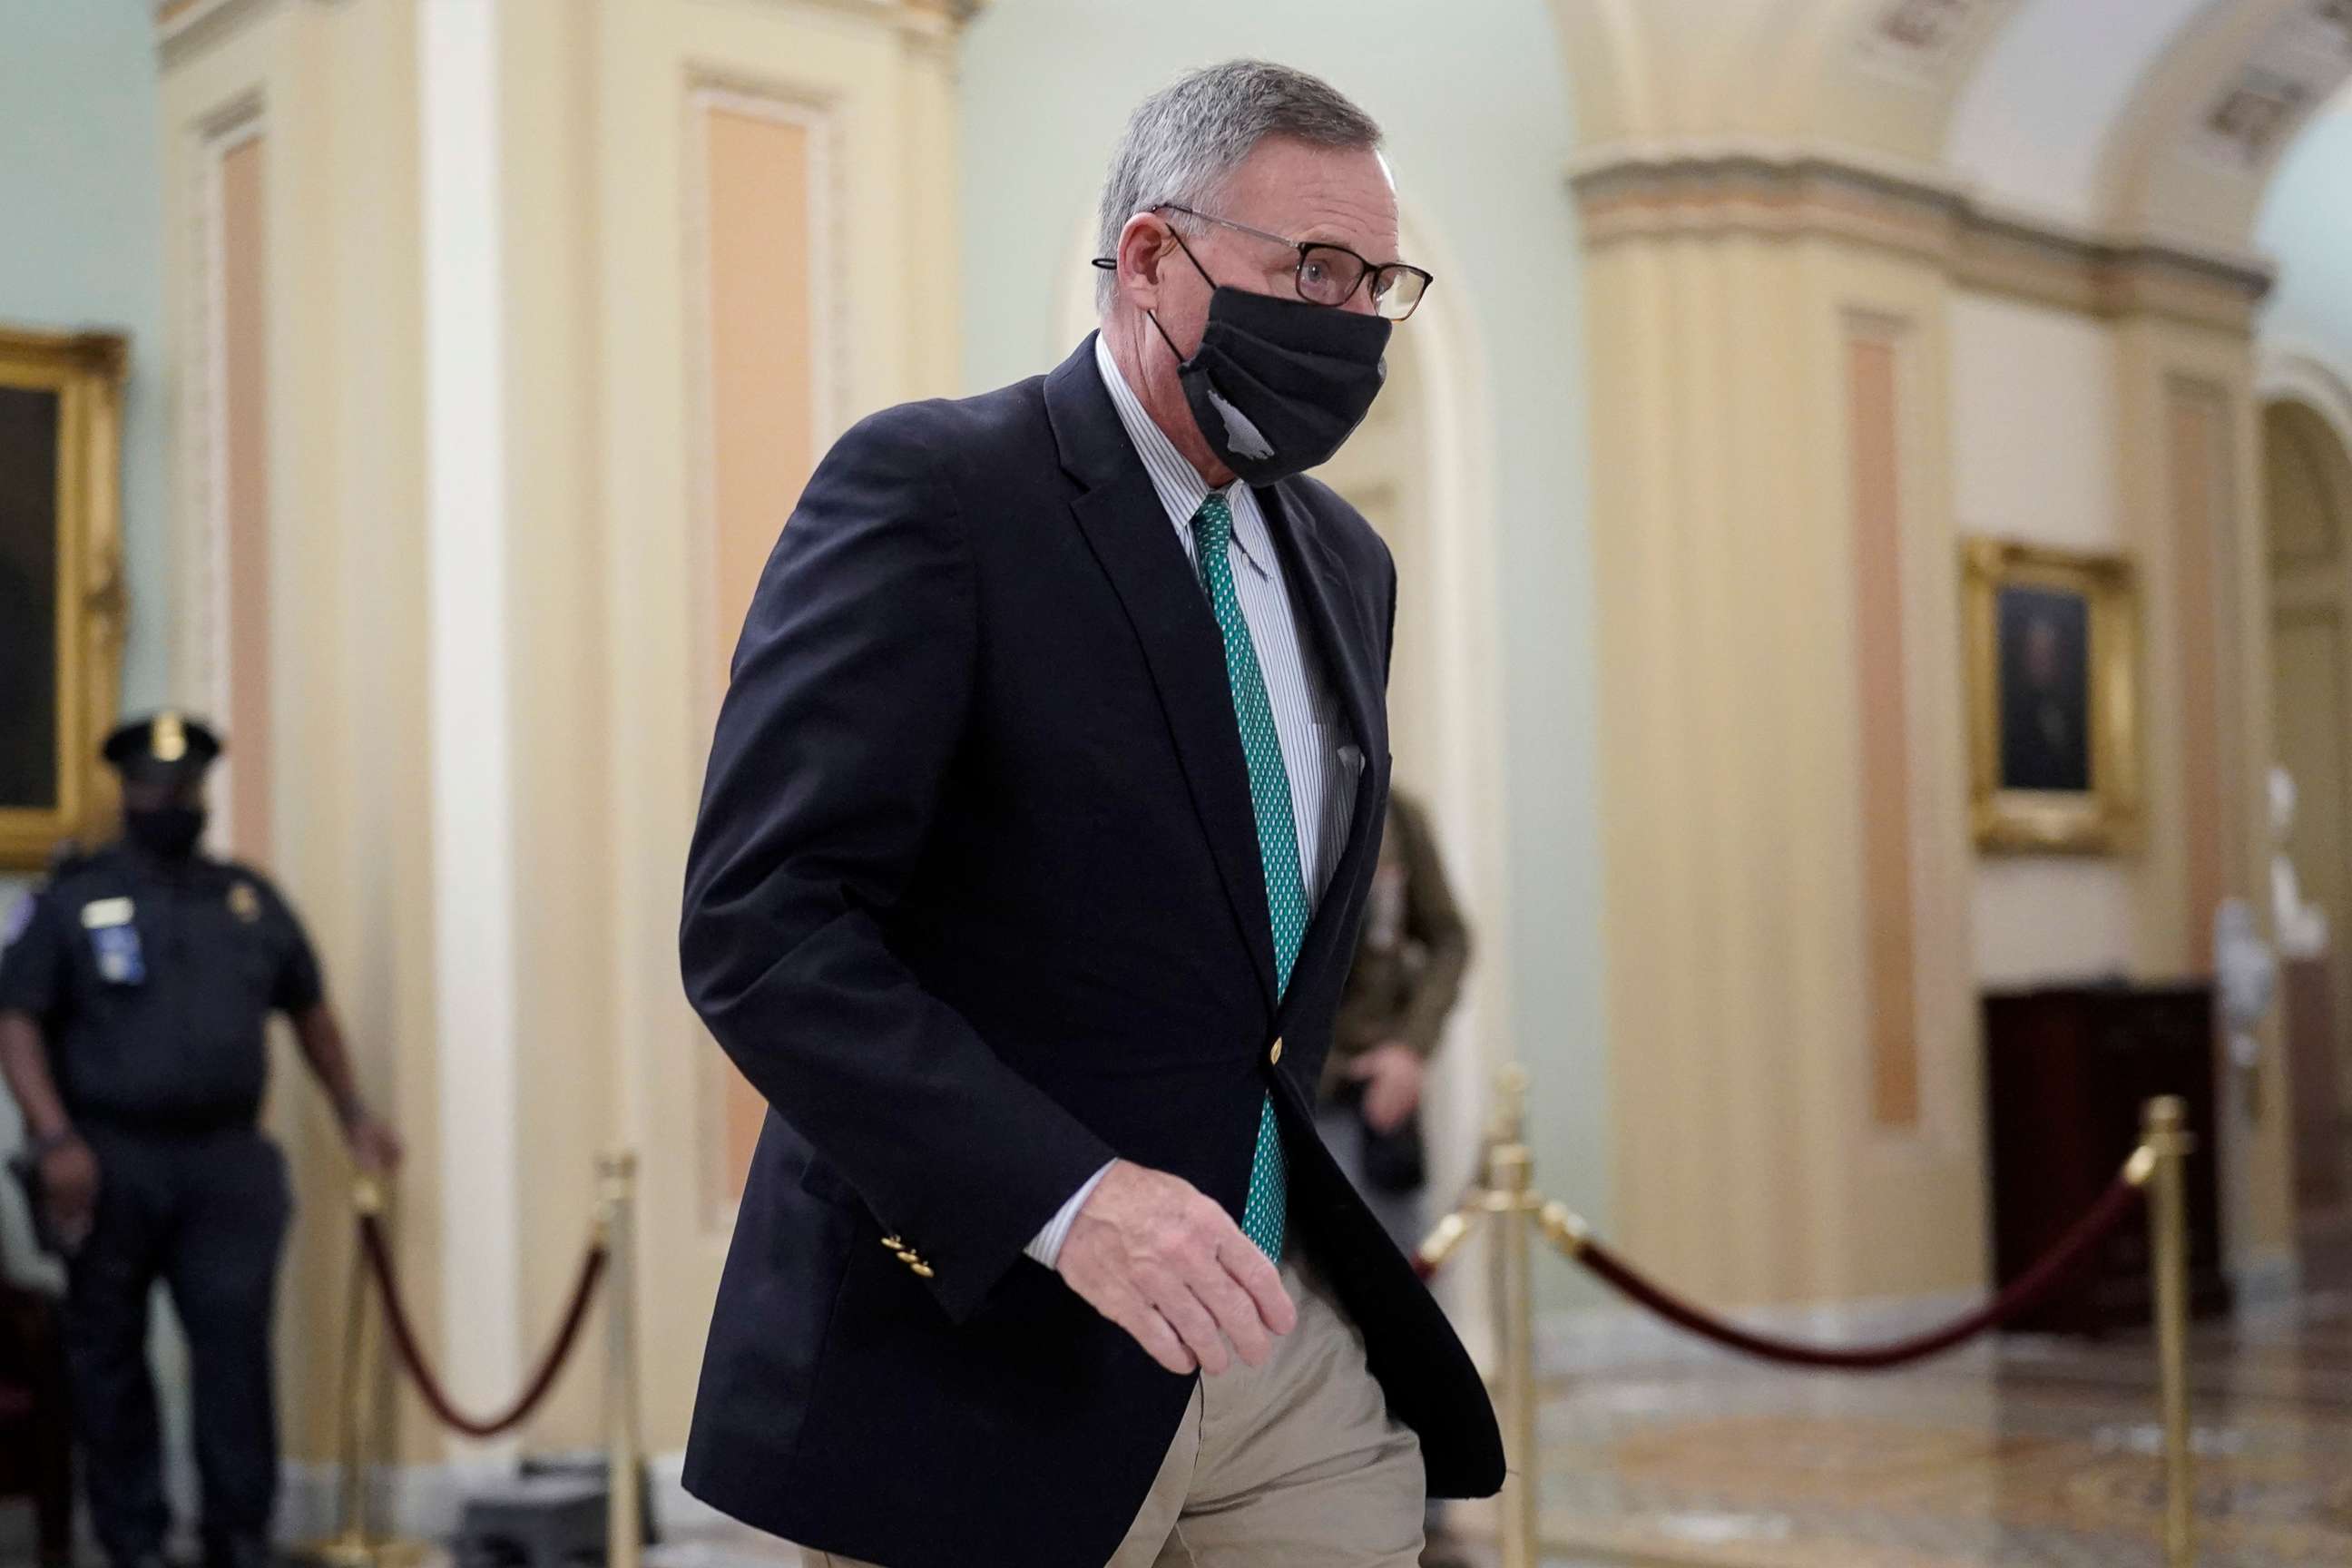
0, 326, 127, 869
1965, 538, 2143, 855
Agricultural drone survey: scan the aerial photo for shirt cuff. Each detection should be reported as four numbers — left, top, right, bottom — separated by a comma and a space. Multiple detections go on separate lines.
1024, 1160, 1114, 1269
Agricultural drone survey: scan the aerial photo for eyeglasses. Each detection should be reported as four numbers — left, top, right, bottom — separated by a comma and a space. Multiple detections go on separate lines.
1156, 204, 1434, 321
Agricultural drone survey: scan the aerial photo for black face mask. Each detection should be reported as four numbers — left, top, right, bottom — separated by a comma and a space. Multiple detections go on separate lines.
1148, 233, 1391, 485
124, 807, 207, 860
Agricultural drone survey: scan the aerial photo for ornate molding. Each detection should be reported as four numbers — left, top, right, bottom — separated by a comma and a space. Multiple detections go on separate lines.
159, 0, 976, 69
736, 0, 982, 40
2181, 0, 2352, 177
1854, 0, 2021, 88
1570, 142, 2275, 333
153, 0, 315, 68
904, 0, 986, 24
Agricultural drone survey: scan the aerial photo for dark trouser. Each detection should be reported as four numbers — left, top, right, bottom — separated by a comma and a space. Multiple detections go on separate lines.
1312, 1102, 1424, 1255
64, 1125, 291, 1568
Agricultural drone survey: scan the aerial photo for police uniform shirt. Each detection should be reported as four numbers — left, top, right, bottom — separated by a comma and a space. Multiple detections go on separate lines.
0, 847, 324, 1130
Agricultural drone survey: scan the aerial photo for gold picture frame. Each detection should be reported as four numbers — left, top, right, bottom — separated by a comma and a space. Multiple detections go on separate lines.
0, 325, 128, 870
1965, 538, 2142, 855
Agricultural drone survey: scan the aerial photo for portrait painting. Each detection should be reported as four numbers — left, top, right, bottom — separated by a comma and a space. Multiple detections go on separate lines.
0, 326, 126, 869
1965, 539, 2142, 854
1996, 583, 2091, 793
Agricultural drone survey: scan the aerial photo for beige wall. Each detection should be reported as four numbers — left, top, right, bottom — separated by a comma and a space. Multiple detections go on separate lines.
2118, 310, 2288, 1262
1577, 113, 2298, 1304
159, 0, 435, 1469
1948, 292, 2140, 985
1586, 219, 1986, 1308
1940, 291, 2289, 1264
592, 0, 965, 1457
155, 0, 963, 1487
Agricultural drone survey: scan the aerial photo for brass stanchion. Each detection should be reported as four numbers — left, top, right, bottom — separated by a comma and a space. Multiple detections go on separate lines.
600, 1151, 644, 1568
1416, 1202, 1482, 1276
2143, 1097, 2197, 1568
300, 1176, 424, 1568
1416, 1070, 2188, 1568
1483, 1068, 1539, 1568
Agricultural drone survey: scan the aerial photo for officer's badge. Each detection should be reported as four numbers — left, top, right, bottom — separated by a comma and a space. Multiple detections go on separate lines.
2, 893, 32, 948
90, 924, 146, 986
230, 882, 262, 924
154, 711, 188, 762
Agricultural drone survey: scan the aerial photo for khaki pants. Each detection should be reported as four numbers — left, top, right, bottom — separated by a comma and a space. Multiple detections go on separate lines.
803, 1256, 1425, 1567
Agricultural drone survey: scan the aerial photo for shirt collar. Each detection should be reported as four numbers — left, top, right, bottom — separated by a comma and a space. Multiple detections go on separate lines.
1093, 334, 1273, 581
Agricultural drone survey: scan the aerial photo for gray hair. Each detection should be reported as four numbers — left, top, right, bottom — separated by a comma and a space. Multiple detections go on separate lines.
1095, 60, 1383, 312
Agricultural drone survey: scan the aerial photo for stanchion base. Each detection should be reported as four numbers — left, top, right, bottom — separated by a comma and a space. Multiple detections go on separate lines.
292, 1534, 434, 1568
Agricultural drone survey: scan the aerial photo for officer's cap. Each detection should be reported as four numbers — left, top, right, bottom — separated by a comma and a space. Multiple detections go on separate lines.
103, 710, 224, 785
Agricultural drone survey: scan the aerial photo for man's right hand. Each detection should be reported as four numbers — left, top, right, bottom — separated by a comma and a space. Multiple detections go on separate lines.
1055, 1159, 1297, 1377
37, 1135, 98, 1251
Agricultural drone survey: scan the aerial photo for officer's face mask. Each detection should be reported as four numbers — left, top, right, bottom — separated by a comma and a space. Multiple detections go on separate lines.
125, 807, 207, 860
1146, 228, 1390, 486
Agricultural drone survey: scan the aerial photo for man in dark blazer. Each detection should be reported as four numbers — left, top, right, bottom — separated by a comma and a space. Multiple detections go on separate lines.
678, 60, 1501, 1568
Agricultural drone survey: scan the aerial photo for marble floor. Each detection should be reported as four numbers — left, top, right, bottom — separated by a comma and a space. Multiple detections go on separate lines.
1525, 1285, 2352, 1568
18, 1274, 2337, 1566
646, 1281, 2352, 1568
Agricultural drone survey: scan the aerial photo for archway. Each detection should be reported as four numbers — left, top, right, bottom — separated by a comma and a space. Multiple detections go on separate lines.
2259, 367, 2352, 1279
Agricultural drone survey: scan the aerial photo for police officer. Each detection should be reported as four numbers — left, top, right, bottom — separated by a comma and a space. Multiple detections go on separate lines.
0, 712, 402, 1568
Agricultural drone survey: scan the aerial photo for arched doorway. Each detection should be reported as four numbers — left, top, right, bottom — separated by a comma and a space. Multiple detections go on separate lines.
2261, 374, 2352, 1281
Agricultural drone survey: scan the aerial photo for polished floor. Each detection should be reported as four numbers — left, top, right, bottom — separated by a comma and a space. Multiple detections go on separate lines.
1523, 1284, 2352, 1568
634, 1279, 2352, 1568
647, 1276, 2352, 1568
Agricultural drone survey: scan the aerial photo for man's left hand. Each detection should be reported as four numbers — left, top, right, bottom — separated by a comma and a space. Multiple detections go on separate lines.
1348, 1043, 1424, 1135
348, 1115, 405, 1176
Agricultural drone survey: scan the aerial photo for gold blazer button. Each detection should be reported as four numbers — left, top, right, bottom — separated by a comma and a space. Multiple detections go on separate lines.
1269, 1037, 1284, 1065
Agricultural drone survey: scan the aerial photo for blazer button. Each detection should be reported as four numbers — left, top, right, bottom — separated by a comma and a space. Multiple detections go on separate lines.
1269, 1037, 1284, 1065
910, 1261, 936, 1279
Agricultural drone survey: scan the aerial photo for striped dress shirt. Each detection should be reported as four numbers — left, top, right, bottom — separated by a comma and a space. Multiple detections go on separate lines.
1024, 337, 1364, 1269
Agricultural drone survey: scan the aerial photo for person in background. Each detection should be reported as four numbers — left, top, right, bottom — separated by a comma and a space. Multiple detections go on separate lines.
1318, 787, 1473, 1568
1318, 789, 1469, 1250
0, 712, 401, 1568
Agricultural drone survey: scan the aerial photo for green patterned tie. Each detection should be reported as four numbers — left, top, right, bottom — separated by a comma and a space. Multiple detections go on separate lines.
1190, 494, 1303, 1260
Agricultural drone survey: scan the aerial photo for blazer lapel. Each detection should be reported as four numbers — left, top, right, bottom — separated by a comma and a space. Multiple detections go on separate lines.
1048, 339, 1282, 1011
1258, 482, 1388, 1033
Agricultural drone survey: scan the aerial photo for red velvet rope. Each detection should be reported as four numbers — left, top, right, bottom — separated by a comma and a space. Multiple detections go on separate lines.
1564, 1173, 2146, 1370
358, 1213, 608, 1438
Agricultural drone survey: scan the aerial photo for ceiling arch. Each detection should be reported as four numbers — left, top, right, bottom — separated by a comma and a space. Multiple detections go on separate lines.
1945, 0, 2224, 225
2099, 0, 2352, 245
1556, 0, 2352, 249
1943, 0, 2352, 244
1556, 0, 2034, 163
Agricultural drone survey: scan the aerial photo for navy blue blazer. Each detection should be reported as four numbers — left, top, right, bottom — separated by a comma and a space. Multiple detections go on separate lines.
678, 336, 1503, 1568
